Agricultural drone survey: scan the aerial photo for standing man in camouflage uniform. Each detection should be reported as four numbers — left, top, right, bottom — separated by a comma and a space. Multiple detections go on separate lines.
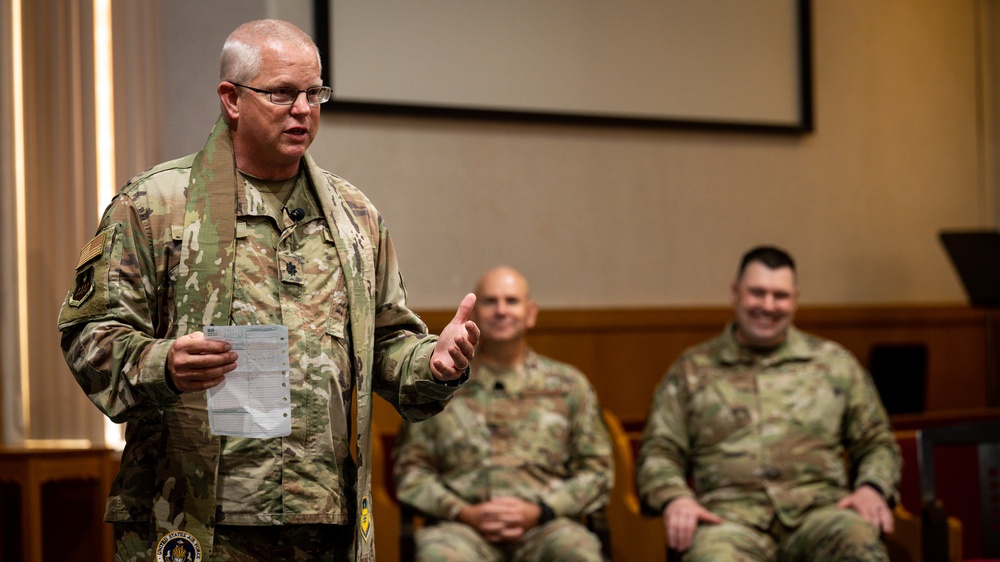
57, 19, 479, 562
636, 246, 901, 561
393, 266, 613, 562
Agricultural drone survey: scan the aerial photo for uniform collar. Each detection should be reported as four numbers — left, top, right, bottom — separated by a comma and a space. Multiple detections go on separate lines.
237, 170, 322, 227
469, 348, 540, 394
717, 321, 814, 366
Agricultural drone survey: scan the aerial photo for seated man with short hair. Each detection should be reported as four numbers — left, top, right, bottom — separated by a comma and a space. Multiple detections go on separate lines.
637, 246, 901, 561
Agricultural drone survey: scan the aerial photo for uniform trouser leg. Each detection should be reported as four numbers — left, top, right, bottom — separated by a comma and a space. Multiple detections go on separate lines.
415, 519, 604, 562
113, 522, 152, 562
777, 505, 888, 562
680, 520, 777, 562
414, 521, 505, 562
511, 518, 604, 562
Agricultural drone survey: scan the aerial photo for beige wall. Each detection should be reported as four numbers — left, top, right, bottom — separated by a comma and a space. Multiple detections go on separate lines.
155, 0, 996, 309
306, 0, 991, 308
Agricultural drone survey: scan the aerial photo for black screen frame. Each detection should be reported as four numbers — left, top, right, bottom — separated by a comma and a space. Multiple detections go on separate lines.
313, 0, 813, 134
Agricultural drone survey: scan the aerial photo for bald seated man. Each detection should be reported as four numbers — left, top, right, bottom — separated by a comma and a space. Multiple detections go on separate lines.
393, 266, 614, 562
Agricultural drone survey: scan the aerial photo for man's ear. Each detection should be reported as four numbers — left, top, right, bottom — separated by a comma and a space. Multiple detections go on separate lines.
525, 300, 539, 330
218, 81, 241, 121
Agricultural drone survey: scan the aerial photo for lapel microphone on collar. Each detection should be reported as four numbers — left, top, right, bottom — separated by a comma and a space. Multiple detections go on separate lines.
283, 206, 306, 222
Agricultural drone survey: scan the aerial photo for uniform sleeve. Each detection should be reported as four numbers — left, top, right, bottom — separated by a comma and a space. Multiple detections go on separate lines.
842, 358, 902, 504
392, 419, 470, 521
540, 376, 615, 518
57, 194, 179, 423
636, 361, 696, 515
368, 213, 461, 423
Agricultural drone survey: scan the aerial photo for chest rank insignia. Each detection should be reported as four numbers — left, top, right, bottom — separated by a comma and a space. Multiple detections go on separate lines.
360, 495, 372, 541
156, 530, 202, 562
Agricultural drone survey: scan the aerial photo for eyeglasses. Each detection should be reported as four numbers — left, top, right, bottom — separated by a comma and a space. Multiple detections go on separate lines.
228, 81, 332, 106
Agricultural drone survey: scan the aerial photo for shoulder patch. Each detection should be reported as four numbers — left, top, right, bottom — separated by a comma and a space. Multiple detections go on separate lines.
77, 230, 107, 268
68, 266, 95, 306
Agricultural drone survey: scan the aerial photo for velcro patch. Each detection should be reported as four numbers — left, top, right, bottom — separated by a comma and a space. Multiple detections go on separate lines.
77, 231, 107, 268
69, 266, 95, 306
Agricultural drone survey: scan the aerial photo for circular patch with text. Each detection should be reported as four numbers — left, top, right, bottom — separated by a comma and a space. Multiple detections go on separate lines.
156, 530, 202, 562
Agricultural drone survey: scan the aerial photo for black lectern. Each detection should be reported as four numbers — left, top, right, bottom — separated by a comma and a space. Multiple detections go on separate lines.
939, 229, 1000, 406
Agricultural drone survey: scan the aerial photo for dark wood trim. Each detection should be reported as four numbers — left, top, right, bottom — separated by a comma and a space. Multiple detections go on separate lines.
418, 303, 988, 333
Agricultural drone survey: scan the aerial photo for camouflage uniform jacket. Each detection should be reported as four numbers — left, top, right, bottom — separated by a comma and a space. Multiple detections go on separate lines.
57, 117, 460, 561
393, 349, 614, 522
636, 324, 901, 529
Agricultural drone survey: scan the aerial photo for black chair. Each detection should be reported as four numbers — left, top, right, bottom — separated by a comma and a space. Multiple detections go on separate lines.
917, 419, 1000, 560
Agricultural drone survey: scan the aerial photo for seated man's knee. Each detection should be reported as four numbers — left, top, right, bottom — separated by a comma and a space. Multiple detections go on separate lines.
683, 521, 775, 562
519, 519, 604, 562
415, 522, 496, 562
783, 506, 888, 562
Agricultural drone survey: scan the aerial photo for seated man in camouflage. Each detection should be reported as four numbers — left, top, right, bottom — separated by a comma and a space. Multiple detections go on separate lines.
393, 266, 613, 562
636, 246, 901, 561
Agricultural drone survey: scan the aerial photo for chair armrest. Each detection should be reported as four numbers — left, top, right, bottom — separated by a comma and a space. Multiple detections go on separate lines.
921, 500, 951, 562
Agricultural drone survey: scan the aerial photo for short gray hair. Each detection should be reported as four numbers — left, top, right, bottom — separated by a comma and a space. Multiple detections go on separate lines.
220, 19, 322, 84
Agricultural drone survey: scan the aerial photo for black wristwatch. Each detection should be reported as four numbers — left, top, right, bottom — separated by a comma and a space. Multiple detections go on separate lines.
536, 501, 556, 525
863, 482, 894, 507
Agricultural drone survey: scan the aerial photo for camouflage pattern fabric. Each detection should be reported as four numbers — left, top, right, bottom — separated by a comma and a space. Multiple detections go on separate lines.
679, 504, 887, 561
415, 519, 603, 562
393, 350, 613, 560
636, 324, 900, 561
59, 116, 460, 562
214, 170, 356, 525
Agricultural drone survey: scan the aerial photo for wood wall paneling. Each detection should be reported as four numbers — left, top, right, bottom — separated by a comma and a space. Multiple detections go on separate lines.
376, 304, 995, 560
392, 305, 993, 431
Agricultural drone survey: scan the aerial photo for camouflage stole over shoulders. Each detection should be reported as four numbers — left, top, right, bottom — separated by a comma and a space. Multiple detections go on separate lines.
156, 116, 378, 562
154, 115, 237, 559
175, 115, 239, 334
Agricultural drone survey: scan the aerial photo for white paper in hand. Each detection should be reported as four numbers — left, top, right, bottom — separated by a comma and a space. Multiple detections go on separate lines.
205, 324, 292, 438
